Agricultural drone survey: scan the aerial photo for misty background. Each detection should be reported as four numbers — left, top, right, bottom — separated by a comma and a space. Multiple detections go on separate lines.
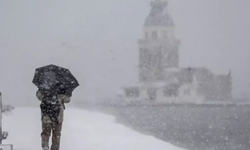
0, 0, 249, 106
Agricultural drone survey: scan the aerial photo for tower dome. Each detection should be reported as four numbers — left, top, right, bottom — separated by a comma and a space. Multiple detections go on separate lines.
144, 0, 174, 27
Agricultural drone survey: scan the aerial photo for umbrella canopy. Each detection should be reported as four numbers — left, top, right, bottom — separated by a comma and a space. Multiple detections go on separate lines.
32, 64, 79, 92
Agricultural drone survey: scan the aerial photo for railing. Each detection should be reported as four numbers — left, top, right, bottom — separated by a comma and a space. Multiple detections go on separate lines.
0, 92, 13, 150
0, 92, 2, 144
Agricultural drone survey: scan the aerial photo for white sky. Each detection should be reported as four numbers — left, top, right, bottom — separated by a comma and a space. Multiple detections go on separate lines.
0, 0, 249, 106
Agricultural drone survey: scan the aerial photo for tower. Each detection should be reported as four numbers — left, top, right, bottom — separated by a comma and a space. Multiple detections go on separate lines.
138, 0, 180, 82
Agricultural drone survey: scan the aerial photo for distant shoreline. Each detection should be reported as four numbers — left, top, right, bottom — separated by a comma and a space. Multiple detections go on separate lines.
78, 99, 250, 108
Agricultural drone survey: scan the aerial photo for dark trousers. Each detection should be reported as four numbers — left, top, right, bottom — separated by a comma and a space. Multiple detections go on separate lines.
41, 122, 62, 150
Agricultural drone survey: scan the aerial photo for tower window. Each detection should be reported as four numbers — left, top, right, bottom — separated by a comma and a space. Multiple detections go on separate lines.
147, 88, 157, 100
152, 31, 157, 39
163, 30, 167, 38
124, 87, 140, 97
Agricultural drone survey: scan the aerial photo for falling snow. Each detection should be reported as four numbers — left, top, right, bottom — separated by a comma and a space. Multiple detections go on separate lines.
0, 0, 250, 150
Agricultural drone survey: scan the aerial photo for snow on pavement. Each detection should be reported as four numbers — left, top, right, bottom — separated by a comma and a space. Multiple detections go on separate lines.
3, 107, 185, 150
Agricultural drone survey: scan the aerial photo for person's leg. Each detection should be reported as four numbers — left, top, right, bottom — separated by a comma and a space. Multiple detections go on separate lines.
41, 122, 52, 150
51, 122, 63, 150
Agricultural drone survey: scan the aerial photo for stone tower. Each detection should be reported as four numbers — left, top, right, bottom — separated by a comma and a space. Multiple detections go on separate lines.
138, 0, 180, 82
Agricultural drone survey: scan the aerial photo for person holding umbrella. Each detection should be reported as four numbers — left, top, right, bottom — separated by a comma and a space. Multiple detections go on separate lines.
36, 88, 71, 150
33, 64, 79, 150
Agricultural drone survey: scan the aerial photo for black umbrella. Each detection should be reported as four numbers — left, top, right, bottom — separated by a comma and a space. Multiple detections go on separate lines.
32, 64, 79, 92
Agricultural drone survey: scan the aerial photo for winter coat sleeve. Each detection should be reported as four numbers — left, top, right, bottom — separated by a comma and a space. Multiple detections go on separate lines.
63, 95, 71, 103
36, 90, 44, 101
58, 94, 71, 103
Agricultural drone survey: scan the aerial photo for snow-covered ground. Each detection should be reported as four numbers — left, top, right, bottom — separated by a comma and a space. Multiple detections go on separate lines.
2, 107, 185, 150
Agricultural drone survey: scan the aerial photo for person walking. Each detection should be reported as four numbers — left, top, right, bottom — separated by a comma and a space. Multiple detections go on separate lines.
36, 89, 71, 150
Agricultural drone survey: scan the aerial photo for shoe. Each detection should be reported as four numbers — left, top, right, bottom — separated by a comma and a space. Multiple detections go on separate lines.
43, 146, 49, 150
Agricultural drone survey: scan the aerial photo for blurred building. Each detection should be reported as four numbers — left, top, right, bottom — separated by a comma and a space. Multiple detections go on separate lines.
121, 0, 232, 103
